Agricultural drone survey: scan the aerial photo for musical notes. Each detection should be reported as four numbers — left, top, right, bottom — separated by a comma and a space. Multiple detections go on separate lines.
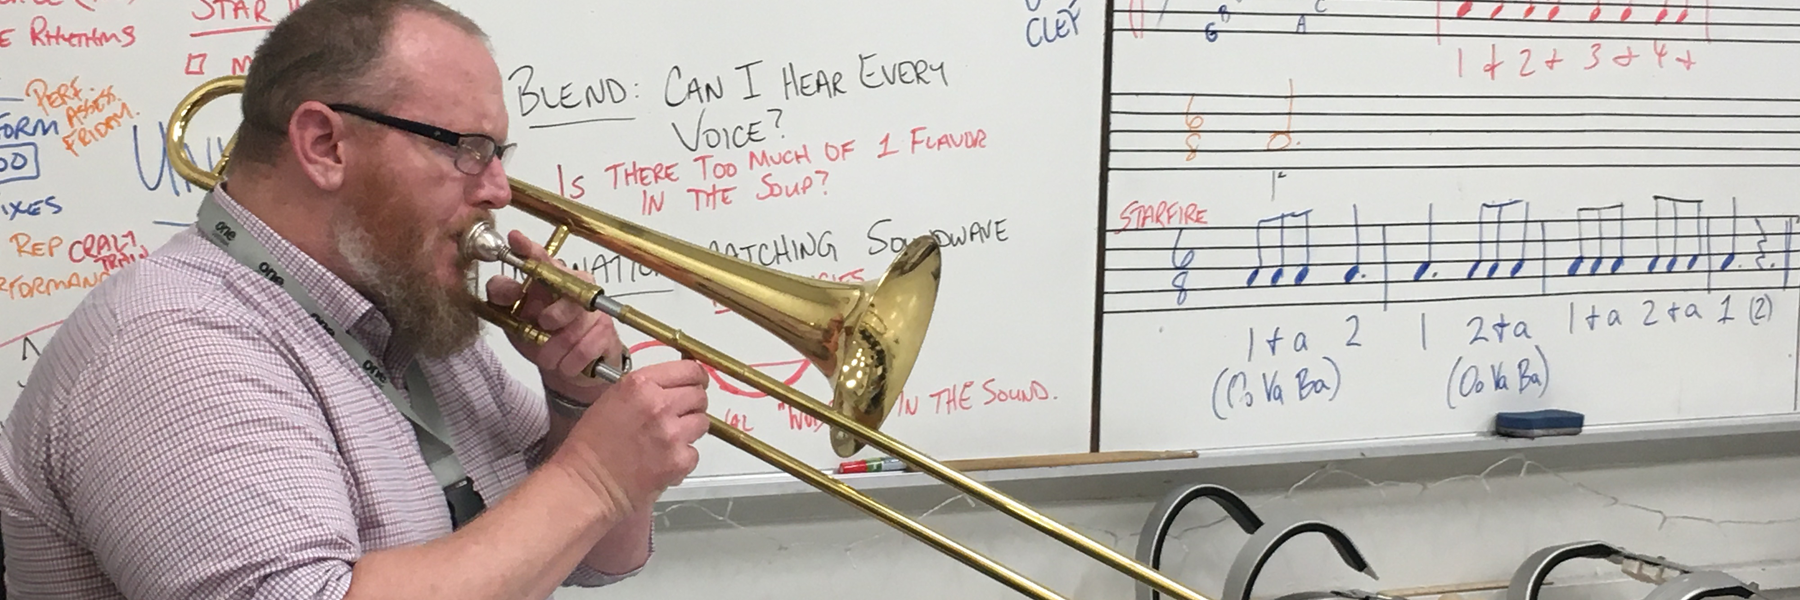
1717, 199, 1740, 271
1102, 197, 1800, 314
1468, 200, 1529, 279
1436, 0, 1707, 25
1248, 210, 1314, 286
1512, 203, 1532, 278
1266, 80, 1296, 152
1346, 205, 1364, 283
1121, 0, 1744, 41
1571, 204, 1626, 276
1648, 196, 1704, 273
1416, 205, 1436, 282
1470, 204, 1492, 279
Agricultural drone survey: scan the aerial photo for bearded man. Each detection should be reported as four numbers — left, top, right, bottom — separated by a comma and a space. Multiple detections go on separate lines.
0, 1, 711, 598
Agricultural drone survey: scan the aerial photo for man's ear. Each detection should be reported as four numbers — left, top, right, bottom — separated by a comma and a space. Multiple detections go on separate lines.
287, 101, 351, 192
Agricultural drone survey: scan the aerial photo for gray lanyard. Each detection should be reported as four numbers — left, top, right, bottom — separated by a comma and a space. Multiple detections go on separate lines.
196, 193, 485, 527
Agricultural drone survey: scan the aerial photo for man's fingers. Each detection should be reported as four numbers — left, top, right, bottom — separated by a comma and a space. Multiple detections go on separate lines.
669, 445, 701, 486
535, 297, 587, 333
572, 323, 618, 364
485, 275, 524, 307
672, 411, 709, 445
634, 360, 709, 390
506, 230, 551, 263
505, 231, 588, 278
558, 324, 618, 380
672, 386, 708, 419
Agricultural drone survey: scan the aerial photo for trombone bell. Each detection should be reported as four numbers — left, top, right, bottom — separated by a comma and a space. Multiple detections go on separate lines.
826, 234, 939, 457
501, 179, 942, 458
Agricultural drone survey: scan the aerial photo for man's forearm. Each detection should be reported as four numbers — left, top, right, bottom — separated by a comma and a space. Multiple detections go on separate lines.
584, 503, 654, 574
343, 460, 622, 600
542, 391, 656, 576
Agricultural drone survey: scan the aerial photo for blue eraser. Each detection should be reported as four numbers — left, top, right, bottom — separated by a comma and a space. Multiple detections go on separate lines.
1494, 409, 1585, 438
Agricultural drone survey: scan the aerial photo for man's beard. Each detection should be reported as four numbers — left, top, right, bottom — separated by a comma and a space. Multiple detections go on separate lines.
334, 167, 486, 358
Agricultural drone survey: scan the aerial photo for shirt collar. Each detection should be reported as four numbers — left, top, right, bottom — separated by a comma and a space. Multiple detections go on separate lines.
209, 184, 409, 369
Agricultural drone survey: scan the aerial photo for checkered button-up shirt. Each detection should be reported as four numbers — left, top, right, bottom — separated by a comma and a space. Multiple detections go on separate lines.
0, 187, 635, 598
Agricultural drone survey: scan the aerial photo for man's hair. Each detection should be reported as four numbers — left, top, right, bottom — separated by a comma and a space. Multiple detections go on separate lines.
232, 0, 486, 167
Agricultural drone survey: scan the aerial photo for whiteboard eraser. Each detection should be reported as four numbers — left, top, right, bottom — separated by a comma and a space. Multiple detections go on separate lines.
1494, 409, 1585, 438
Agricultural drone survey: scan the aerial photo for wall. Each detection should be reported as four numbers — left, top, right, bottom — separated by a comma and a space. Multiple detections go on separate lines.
585, 434, 1800, 600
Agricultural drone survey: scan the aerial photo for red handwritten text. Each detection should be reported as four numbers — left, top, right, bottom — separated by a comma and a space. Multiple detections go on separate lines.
28, 16, 136, 48
753, 170, 829, 200
555, 164, 587, 199
193, 0, 272, 22
723, 409, 753, 432
907, 126, 987, 154
67, 230, 148, 270
747, 144, 812, 170
981, 378, 1052, 405
604, 160, 679, 189
691, 154, 740, 180
1116, 200, 1208, 231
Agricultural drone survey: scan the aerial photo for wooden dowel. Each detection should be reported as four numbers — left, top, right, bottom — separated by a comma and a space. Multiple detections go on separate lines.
905, 450, 1199, 473
1380, 580, 1518, 597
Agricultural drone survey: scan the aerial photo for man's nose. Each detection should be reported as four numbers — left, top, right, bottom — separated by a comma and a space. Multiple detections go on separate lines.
473, 158, 511, 209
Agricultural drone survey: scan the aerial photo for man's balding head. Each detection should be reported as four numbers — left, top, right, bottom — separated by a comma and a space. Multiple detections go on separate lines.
233, 0, 487, 169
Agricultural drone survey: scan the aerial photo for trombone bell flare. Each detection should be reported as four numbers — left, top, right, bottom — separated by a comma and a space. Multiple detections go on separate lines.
825, 234, 941, 457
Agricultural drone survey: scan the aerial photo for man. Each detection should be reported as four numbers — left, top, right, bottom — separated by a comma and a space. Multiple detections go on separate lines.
0, 0, 711, 598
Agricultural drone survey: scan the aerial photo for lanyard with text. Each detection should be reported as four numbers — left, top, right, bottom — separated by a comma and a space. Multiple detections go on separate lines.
196, 194, 487, 529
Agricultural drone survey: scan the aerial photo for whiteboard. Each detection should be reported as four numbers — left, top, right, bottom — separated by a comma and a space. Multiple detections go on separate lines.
9, 0, 1800, 485
1099, 0, 1800, 451
0, 0, 1101, 479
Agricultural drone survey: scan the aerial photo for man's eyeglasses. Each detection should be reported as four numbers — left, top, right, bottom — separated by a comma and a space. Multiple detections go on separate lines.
327, 104, 514, 176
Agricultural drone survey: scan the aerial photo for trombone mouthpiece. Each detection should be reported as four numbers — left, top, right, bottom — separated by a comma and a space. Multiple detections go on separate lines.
461, 221, 513, 264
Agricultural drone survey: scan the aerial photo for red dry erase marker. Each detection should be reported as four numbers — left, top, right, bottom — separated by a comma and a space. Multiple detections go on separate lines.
837, 457, 905, 474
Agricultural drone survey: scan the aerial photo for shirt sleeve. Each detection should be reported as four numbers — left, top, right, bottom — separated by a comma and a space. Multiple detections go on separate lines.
51, 308, 361, 600
563, 554, 650, 588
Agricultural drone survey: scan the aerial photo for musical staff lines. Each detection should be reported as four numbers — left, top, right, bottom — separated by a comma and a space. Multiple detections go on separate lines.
1109, 92, 1800, 171
1104, 197, 1800, 314
1116, 0, 1800, 46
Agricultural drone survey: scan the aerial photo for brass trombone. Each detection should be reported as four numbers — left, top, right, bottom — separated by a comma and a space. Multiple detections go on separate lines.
167, 75, 1212, 600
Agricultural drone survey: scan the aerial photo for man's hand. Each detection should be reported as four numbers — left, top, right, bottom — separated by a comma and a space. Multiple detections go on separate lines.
484, 230, 620, 401
557, 361, 709, 515
482, 229, 710, 514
